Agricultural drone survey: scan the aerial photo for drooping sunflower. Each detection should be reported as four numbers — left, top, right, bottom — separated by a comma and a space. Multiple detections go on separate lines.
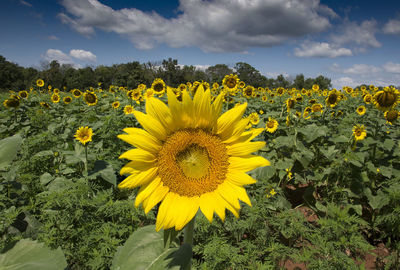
372, 87, 400, 111
124, 105, 135, 115
265, 117, 278, 133
303, 107, 312, 119
352, 125, 367, 141
118, 86, 270, 231
286, 98, 296, 112
63, 96, 73, 104
74, 126, 93, 145
3, 98, 20, 108
112, 101, 120, 109
248, 112, 260, 125
72, 89, 82, 98
36, 79, 44, 87
384, 109, 399, 124
83, 92, 98, 106
222, 74, 239, 92
151, 78, 166, 96
356, 105, 366, 116
51, 93, 60, 103
40, 102, 50, 109
326, 90, 340, 108
363, 94, 372, 104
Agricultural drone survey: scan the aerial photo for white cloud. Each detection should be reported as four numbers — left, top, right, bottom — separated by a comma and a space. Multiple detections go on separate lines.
332, 76, 358, 88
70, 49, 97, 62
294, 42, 352, 58
20, 0, 32, 7
58, 0, 335, 52
383, 19, 400, 35
48, 35, 59, 40
43, 49, 74, 65
382, 62, 400, 74
265, 72, 289, 78
330, 19, 381, 48
343, 64, 380, 75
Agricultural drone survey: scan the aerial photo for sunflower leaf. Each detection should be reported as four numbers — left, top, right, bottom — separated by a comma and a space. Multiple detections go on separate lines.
0, 134, 22, 170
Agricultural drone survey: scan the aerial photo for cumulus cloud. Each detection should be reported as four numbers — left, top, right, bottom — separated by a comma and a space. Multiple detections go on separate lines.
70, 49, 97, 62
294, 42, 352, 58
330, 19, 381, 49
383, 62, 400, 74
332, 76, 358, 88
383, 19, 400, 35
58, 0, 335, 52
44, 49, 75, 65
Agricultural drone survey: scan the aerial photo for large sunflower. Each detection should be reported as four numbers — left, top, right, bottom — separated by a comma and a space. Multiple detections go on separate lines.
118, 86, 269, 231
265, 117, 278, 133
372, 87, 400, 111
83, 92, 98, 106
326, 90, 340, 108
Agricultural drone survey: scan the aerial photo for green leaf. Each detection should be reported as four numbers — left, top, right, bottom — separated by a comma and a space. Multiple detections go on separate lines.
322, 145, 338, 160
33, 150, 54, 158
39, 173, 53, 186
0, 134, 22, 170
382, 139, 395, 151
0, 239, 67, 270
111, 225, 192, 270
364, 188, 390, 210
298, 124, 328, 143
89, 160, 117, 186
329, 135, 349, 143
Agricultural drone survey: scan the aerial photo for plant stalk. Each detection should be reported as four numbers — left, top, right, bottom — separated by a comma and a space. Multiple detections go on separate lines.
183, 217, 195, 270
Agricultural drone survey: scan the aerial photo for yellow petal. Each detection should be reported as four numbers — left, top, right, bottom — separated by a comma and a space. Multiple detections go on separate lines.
135, 177, 161, 207
118, 128, 161, 154
227, 141, 265, 156
221, 118, 249, 143
118, 167, 158, 189
229, 155, 270, 172
229, 128, 265, 145
217, 103, 247, 136
156, 192, 174, 231
174, 195, 199, 231
217, 181, 240, 209
226, 181, 252, 206
119, 148, 155, 161
226, 170, 257, 186
142, 184, 169, 214
145, 97, 172, 133
199, 192, 214, 222
133, 111, 167, 141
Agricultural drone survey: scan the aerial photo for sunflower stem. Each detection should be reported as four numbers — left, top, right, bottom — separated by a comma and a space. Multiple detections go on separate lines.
84, 145, 88, 173
183, 217, 195, 270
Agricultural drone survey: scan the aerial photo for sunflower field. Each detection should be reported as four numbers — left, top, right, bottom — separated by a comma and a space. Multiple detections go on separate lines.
1, 77, 400, 270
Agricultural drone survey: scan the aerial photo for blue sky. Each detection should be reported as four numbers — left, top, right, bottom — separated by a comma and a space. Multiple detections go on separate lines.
1, 0, 400, 88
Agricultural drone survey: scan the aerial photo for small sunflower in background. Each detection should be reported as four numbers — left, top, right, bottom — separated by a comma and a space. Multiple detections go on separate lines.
312, 84, 319, 91
248, 112, 260, 126
265, 117, 278, 133
51, 93, 60, 103
356, 105, 366, 116
36, 79, 44, 87
63, 96, 73, 104
352, 125, 367, 141
151, 78, 166, 96
326, 89, 340, 108
74, 126, 93, 145
286, 98, 296, 112
243, 86, 254, 98
222, 74, 239, 92
112, 101, 120, 109
40, 102, 51, 109
123, 105, 134, 115
311, 103, 323, 114
72, 89, 82, 98
83, 92, 98, 106
363, 94, 372, 104
372, 87, 400, 111
384, 109, 399, 124
18, 90, 28, 99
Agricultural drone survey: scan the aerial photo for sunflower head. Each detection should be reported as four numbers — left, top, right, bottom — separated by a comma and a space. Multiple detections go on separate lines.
118, 85, 270, 231
373, 87, 400, 111
286, 98, 296, 111
63, 96, 73, 104
248, 112, 260, 125
363, 94, 372, 104
311, 103, 323, 114
83, 92, 98, 106
123, 105, 134, 115
384, 109, 399, 124
112, 101, 120, 109
326, 90, 340, 107
40, 101, 50, 109
352, 125, 367, 141
74, 126, 93, 145
3, 98, 20, 108
356, 105, 366, 116
243, 86, 255, 98
19, 90, 28, 99
36, 79, 44, 87
72, 89, 82, 98
312, 84, 319, 91
51, 94, 60, 103
151, 78, 166, 96
265, 117, 278, 133
222, 74, 239, 91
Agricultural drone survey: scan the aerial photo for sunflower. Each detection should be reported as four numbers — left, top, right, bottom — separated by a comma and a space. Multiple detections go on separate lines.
243, 86, 254, 98
40, 102, 50, 109
352, 125, 367, 141
286, 98, 296, 112
83, 92, 98, 106
3, 98, 20, 108
384, 109, 399, 124
151, 78, 166, 96
118, 86, 270, 231
75, 126, 93, 145
72, 89, 82, 98
276, 87, 285, 96
36, 79, 44, 87
326, 90, 340, 108
363, 94, 372, 104
51, 93, 60, 103
265, 117, 278, 133
312, 84, 319, 91
261, 95, 267, 102
311, 103, 323, 114
112, 101, 120, 109
63, 96, 72, 104
124, 105, 135, 115
222, 74, 239, 92
309, 99, 317, 105
372, 87, 400, 111
19, 90, 28, 99
356, 105, 366, 116
248, 112, 260, 125
53, 88, 59, 94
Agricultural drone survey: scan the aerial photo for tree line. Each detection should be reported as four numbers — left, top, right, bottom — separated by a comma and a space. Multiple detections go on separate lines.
0, 55, 333, 92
